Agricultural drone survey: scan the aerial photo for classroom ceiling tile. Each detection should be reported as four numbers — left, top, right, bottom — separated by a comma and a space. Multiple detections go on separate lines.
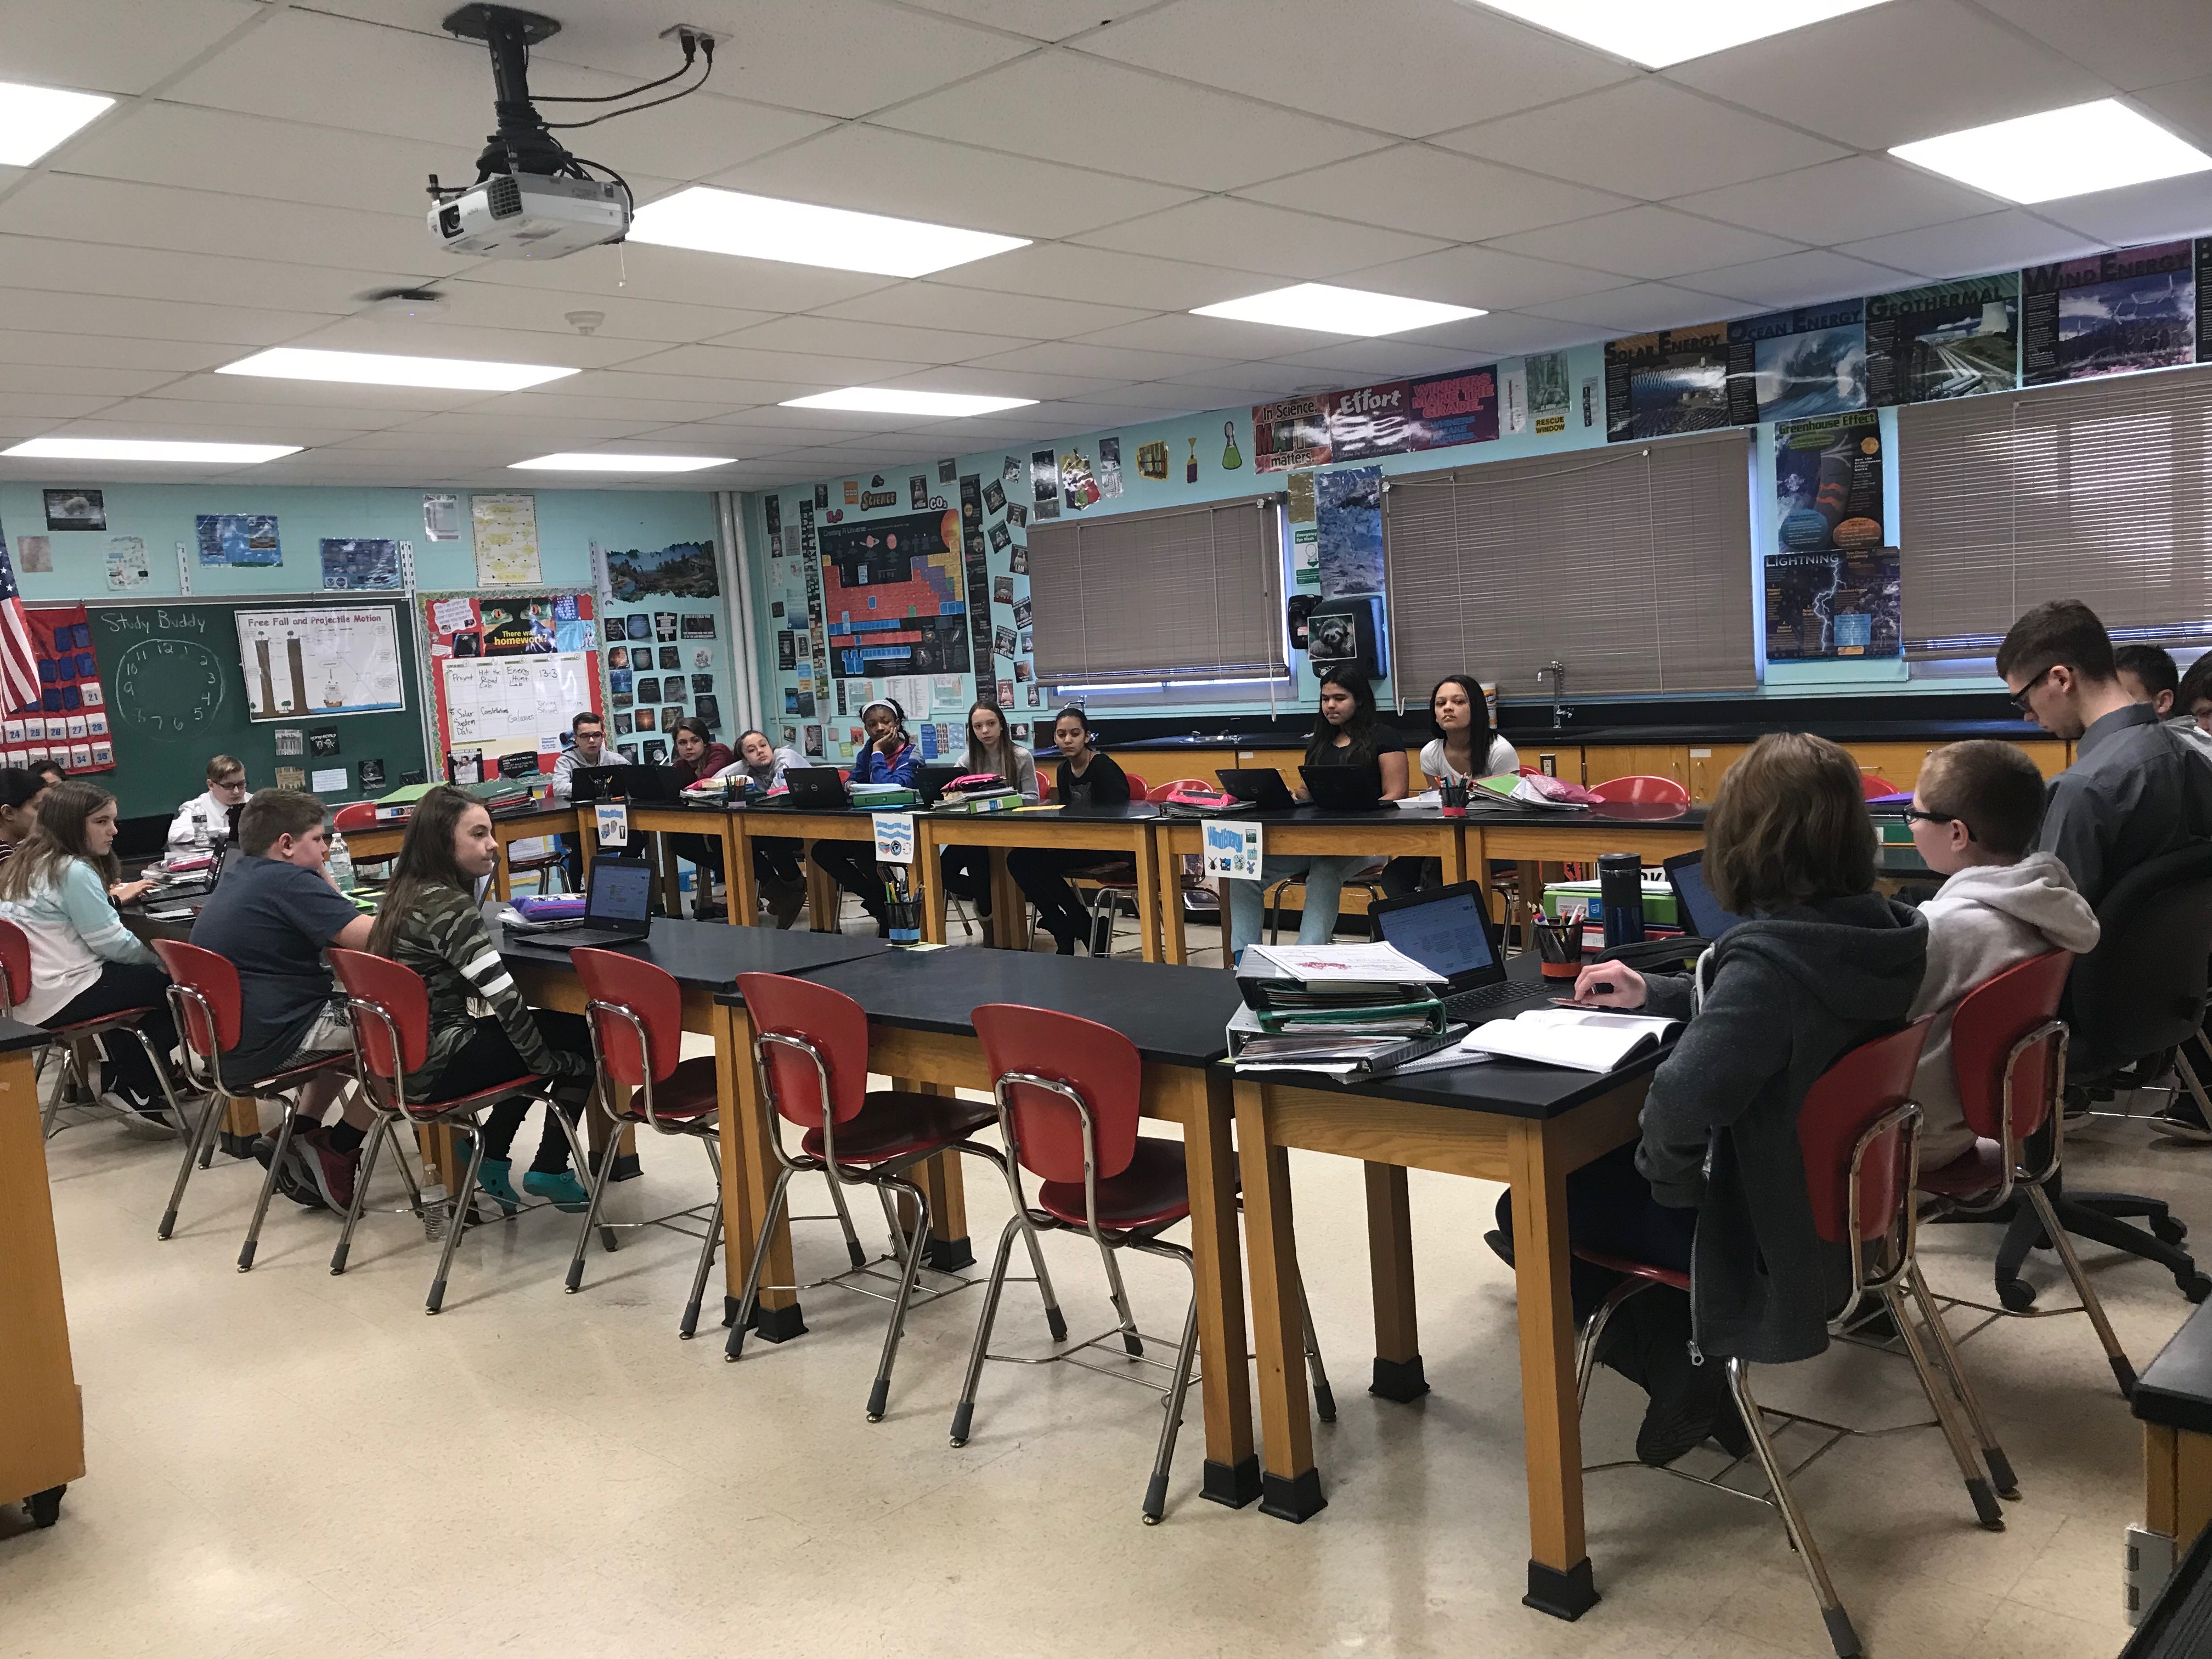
705, 124, 1199, 242
348, 285, 782, 346
1236, 146, 1633, 244
380, 409, 670, 442
809, 283, 1159, 340
0, 289, 332, 347
1158, 362, 1381, 397
48, 402, 377, 436
1268, 338, 1505, 380
1334, 245, 1631, 312
135, 372, 480, 413
874, 50, 1392, 193
0, 393, 135, 422
0, 235, 404, 316
1974, 0, 2212, 91
1490, 205, 1805, 281
1070, 198, 1452, 280
2033, 173, 2212, 248
876, 364, 1126, 404
1835, 210, 2102, 279
0, 330, 234, 373
277, 317, 663, 371
1663, 0, 2113, 152
0, 0, 263, 97
707, 315, 1038, 365
1082, 0, 1630, 138
1402, 312, 1594, 355
1670, 156, 2004, 247
1433, 79, 1850, 202
518, 368, 789, 406
927, 242, 1271, 313
1683, 250, 1923, 311
458, 245, 897, 314
617, 343, 930, 388
1096, 380, 1277, 411
958, 341, 1244, 381
894, 0, 1119, 41
1066, 310, 1349, 361
2140, 75, 2212, 155
1519, 282, 1742, 332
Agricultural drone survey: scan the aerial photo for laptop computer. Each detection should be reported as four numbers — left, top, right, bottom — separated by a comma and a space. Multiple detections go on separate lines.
1217, 768, 1297, 812
1664, 850, 1748, 939
775, 768, 855, 810
1299, 762, 1387, 811
568, 765, 624, 804
915, 763, 965, 806
1370, 879, 1561, 1024
507, 856, 655, 949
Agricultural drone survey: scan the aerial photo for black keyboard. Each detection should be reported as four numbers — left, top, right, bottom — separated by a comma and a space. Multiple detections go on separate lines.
1443, 980, 1541, 1020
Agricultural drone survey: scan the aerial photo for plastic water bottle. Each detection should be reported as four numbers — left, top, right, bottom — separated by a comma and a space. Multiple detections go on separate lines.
190, 809, 210, 853
419, 1176, 448, 1241
327, 829, 356, 894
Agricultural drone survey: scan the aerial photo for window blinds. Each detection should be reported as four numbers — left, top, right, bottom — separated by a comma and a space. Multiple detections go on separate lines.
1900, 366, 2212, 658
1383, 430, 1756, 700
1027, 495, 1286, 686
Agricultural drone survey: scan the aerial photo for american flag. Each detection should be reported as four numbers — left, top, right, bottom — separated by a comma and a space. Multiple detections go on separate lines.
0, 518, 45, 713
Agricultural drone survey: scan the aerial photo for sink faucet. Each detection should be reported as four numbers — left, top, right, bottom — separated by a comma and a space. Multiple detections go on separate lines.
1537, 660, 1571, 730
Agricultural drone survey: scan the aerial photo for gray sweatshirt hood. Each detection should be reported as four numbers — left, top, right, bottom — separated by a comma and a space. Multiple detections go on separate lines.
1926, 852, 2101, 953
1716, 891, 1929, 1025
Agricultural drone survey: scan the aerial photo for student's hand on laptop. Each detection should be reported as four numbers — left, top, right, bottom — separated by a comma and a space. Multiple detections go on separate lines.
1569, 962, 1646, 1009
109, 878, 155, 905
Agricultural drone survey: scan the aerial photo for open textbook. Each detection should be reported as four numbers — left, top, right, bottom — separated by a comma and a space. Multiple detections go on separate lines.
1459, 1007, 1682, 1073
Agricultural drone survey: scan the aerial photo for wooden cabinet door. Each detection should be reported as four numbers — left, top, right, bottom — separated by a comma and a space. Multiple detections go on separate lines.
1688, 744, 1750, 804
1583, 744, 1690, 791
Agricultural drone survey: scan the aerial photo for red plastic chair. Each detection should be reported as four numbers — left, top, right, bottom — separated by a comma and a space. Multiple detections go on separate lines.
331, 800, 400, 883
4, 917, 186, 1140
1859, 773, 1899, 799
1587, 774, 1690, 805
729, 973, 1060, 1420
1571, 1020, 2007, 1659
325, 947, 585, 1313
149, 939, 370, 1265
566, 949, 728, 1333
1917, 951, 2135, 1393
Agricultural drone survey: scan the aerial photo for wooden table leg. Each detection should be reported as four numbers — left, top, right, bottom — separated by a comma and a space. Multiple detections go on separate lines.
1514, 859, 1542, 952
720, 1002, 802, 1339
1234, 1079, 1324, 1521
722, 818, 747, 926
0, 1045, 85, 1513
1507, 1117, 1596, 1620
219, 1092, 261, 1158
659, 833, 683, 916
915, 836, 947, 947
1180, 1067, 1258, 1506
1442, 822, 1469, 886
803, 842, 836, 933
1132, 822, 1162, 963
492, 827, 514, 902
1158, 830, 1189, 965
988, 848, 1025, 950
1364, 1162, 1427, 1401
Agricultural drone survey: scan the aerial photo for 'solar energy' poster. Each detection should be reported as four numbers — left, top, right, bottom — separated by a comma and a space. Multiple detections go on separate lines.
1605, 324, 1731, 441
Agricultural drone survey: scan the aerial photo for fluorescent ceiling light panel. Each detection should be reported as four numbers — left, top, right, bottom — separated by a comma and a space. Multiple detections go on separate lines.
217, 347, 577, 392
1891, 99, 2212, 204
0, 81, 115, 166
511, 453, 735, 472
628, 187, 1029, 278
1190, 283, 1483, 337
1464, 1, 1892, 67
780, 388, 1039, 417
3, 437, 300, 464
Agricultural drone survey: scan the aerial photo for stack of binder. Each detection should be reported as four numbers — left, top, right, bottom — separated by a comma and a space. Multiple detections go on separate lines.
937, 772, 1022, 813
1229, 943, 1465, 1080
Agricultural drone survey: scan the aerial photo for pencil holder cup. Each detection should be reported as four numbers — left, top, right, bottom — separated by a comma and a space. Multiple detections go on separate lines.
1533, 915, 1584, 979
1438, 777, 1469, 817
885, 898, 922, 944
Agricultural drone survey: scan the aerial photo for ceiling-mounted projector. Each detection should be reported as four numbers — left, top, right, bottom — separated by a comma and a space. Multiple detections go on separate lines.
425, 4, 714, 261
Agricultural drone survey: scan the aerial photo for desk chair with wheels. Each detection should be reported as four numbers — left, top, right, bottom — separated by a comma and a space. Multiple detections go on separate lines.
956, 1003, 1333, 1523
728, 973, 1064, 1421
1576, 1020, 2006, 1659
2011, 842, 2212, 1306
1918, 950, 2138, 1394
325, 947, 591, 1314
149, 939, 379, 1264
1, 917, 186, 1140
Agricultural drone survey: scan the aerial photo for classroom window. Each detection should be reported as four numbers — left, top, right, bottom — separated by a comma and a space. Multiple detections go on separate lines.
1900, 365, 2212, 657
1027, 496, 1287, 687
1383, 430, 1756, 698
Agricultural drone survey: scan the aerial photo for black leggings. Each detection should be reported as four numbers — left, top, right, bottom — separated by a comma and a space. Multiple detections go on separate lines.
1494, 1142, 1695, 1325
941, 845, 991, 909
670, 833, 724, 881
1007, 846, 1116, 945
751, 837, 803, 887
423, 1011, 594, 1174
56, 961, 179, 1106
812, 842, 889, 924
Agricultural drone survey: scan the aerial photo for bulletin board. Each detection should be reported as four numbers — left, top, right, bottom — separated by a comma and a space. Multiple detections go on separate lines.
420, 590, 601, 779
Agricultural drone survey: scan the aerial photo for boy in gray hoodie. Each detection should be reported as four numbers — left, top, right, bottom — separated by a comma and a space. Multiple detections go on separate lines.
1906, 740, 2100, 1171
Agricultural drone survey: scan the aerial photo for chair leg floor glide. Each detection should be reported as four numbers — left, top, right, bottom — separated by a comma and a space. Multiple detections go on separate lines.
1729, 1361, 1861, 1659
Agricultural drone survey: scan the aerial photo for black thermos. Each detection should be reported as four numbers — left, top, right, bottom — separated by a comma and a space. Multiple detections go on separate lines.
1598, 852, 1646, 948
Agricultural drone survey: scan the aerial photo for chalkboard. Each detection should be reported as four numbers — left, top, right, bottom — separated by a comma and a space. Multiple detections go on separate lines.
91, 601, 428, 821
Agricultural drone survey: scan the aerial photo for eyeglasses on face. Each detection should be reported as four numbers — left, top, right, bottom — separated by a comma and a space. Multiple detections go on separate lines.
2007, 664, 2056, 714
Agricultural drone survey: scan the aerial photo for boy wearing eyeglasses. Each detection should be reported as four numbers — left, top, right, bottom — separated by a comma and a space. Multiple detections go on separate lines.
1904, 740, 2099, 1171
165, 755, 251, 851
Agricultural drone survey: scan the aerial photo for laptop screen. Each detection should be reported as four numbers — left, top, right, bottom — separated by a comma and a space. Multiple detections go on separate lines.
1375, 888, 1497, 983
1669, 853, 1749, 937
585, 860, 654, 924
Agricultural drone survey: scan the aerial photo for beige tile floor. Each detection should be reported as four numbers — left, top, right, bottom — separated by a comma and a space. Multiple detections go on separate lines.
1, 944, 2194, 1659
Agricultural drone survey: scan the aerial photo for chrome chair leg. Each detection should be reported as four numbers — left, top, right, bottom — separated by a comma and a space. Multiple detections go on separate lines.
158, 1089, 228, 1240
1882, 1284, 2003, 1529
1905, 1261, 2017, 1498
1575, 1278, 1650, 1410
680, 1189, 724, 1340
1143, 1287, 1203, 1525
2026, 1182, 2137, 1397
875, 1181, 906, 1260
867, 1175, 931, 1421
951, 1212, 1027, 1447
563, 1114, 622, 1294
823, 1163, 868, 1269
727, 1165, 798, 1362
958, 1139, 1065, 1340
1729, 1359, 1860, 1659
330, 1114, 396, 1274
237, 1099, 302, 1273
1096, 1228, 1144, 1357
1294, 1267, 1336, 1423
425, 1126, 489, 1314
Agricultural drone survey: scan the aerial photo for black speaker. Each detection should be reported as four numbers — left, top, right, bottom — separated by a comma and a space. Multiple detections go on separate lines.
1306, 595, 1386, 680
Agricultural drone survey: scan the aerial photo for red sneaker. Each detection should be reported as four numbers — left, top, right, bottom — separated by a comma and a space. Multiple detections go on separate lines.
294, 1127, 360, 1214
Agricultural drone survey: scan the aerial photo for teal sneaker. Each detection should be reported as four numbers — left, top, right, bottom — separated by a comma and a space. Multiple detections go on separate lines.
475, 1158, 521, 1216
524, 1169, 591, 1212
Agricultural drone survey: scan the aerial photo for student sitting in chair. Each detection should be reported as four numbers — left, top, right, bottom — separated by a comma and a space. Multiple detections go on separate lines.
1383, 673, 1517, 898
166, 755, 251, 851
1502, 734, 1927, 1466
1008, 706, 1130, 955
716, 729, 808, 927
191, 788, 382, 1211
1902, 741, 2099, 1172
668, 717, 735, 919
941, 701, 1040, 922
0, 765, 53, 869
2116, 643, 2212, 768
811, 698, 921, 936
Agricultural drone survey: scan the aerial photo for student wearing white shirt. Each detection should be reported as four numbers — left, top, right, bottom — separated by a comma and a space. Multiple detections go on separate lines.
165, 754, 251, 851
1383, 674, 1519, 898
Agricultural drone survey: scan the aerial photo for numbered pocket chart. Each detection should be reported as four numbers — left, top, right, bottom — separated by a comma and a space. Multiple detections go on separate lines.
5, 603, 114, 775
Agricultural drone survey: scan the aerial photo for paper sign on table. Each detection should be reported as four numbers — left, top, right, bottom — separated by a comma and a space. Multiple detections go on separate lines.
595, 803, 629, 848
1203, 819, 1264, 881
873, 811, 916, 866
